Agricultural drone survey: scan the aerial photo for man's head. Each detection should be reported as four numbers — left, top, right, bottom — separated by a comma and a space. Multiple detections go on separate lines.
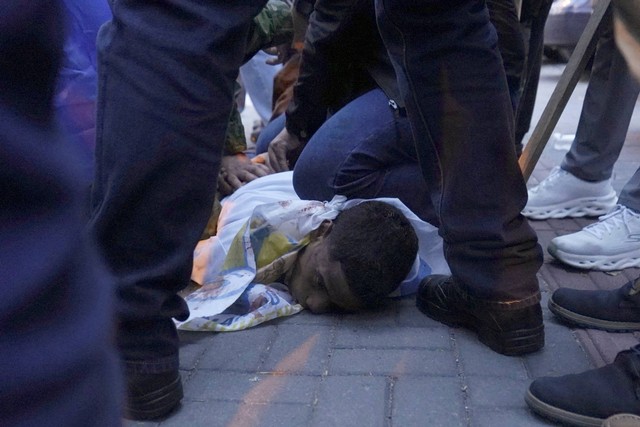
286, 201, 419, 313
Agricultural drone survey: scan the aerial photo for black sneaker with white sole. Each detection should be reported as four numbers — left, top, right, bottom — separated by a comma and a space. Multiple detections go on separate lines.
526, 346, 640, 427
549, 277, 640, 332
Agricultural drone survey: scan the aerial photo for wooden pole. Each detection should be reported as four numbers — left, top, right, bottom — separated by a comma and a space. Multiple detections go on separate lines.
518, 0, 611, 181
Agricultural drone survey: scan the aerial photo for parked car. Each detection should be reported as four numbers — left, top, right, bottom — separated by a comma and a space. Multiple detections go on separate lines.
544, 0, 593, 62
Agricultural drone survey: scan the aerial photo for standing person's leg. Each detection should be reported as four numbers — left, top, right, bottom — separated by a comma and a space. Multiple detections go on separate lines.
293, 89, 437, 225
514, 0, 553, 153
256, 113, 286, 154
375, 0, 543, 356
89, 0, 266, 420
487, 0, 525, 114
562, 9, 640, 182
523, 13, 638, 220
546, 165, 640, 271
1, 1, 121, 425
530, 12, 640, 268
619, 168, 640, 212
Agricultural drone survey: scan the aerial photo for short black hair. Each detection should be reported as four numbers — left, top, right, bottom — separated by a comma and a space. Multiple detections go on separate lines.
327, 201, 419, 309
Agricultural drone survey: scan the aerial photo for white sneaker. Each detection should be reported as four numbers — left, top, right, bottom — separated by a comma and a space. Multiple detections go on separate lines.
523, 166, 617, 220
548, 205, 640, 271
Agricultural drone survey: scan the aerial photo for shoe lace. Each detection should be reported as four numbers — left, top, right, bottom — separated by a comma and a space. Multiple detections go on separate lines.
583, 205, 631, 239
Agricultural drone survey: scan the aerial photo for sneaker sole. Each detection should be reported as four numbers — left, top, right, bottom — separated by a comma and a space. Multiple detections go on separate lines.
548, 297, 640, 332
125, 375, 183, 420
416, 295, 544, 356
548, 244, 640, 271
602, 414, 640, 427
522, 194, 616, 220
525, 388, 604, 427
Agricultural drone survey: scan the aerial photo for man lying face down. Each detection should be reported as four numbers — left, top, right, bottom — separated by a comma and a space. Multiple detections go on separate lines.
183, 172, 446, 331
284, 200, 418, 313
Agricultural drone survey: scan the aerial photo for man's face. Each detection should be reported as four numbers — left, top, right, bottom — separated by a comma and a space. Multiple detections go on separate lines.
285, 230, 361, 314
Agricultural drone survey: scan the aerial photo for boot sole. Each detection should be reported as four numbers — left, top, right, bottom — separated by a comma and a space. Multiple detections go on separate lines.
417, 296, 544, 356
548, 297, 640, 332
525, 388, 604, 427
125, 375, 183, 420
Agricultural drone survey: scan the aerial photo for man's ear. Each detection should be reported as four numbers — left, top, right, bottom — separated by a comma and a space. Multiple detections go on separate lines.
309, 219, 333, 241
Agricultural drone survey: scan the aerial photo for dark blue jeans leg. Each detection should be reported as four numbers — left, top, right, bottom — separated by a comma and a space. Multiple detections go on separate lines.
1, 1, 121, 425
375, 0, 542, 301
486, 0, 525, 113
255, 113, 286, 155
293, 89, 437, 225
515, 0, 553, 146
90, 0, 266, 374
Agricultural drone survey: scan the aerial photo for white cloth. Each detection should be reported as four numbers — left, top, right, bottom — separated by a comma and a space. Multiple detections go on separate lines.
181, 172, 449, 332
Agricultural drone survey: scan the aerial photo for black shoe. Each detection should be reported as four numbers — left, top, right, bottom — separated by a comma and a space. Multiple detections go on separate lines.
416, 275, 544, 356
526, 346, 640, 426
125, 370, 183, 421
549, 277, 640, 332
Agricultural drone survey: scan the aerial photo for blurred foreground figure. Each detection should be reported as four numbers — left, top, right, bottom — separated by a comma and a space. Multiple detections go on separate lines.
88, 0, 267, 420
0, 1, 122, 425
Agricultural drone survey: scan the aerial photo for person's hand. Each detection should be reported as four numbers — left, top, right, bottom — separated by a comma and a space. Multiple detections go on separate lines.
264, 44, 295, 66
267, 128, 304, 172
217, 153, 271, 197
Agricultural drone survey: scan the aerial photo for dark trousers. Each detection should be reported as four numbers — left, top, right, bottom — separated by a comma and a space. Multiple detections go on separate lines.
0, 1, 122, 425
89, 0, 267, 374
375, 0, 543, 302
487, 0, 525, 113
562, 8, 640, 183
515, 0, 553, 146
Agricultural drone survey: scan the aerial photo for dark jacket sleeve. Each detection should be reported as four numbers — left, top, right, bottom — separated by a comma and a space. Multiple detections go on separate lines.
284, 0, 362, 141
284, 0, 402, 141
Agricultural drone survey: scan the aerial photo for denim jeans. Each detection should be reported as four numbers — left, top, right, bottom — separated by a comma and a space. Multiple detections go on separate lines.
255, 113, 286, 154
90, 0, 267, 374
1, 1, 121, 425
293, 89, 438, 224
375, 0, 542, 302
256, 89, 437, 223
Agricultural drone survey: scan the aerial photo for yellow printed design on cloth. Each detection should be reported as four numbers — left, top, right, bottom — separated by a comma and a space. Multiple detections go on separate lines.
180, 198, 340, 332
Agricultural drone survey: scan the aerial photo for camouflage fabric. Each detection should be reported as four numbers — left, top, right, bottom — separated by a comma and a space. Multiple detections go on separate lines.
245, 0, 294, 61
223, 0, 294, 156
224, 88, 247, 156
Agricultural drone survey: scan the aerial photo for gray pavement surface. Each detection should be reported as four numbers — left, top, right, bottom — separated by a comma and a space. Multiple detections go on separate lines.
126, 62, 640, 427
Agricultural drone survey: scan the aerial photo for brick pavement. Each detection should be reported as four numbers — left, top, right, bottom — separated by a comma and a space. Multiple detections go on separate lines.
125, 63, 640, 427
